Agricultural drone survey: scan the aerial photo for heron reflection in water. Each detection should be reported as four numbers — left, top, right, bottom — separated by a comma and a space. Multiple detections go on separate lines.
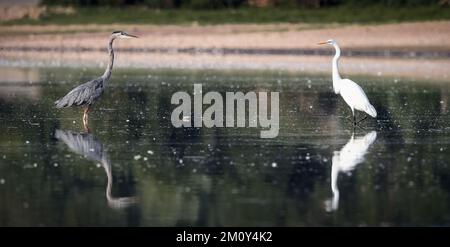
55, 129, 137, 209
325, 131, 377, 212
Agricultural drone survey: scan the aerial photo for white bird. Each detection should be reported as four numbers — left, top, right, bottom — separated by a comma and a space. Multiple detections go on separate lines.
324, 131, 377, 212
318, 39, 377, 125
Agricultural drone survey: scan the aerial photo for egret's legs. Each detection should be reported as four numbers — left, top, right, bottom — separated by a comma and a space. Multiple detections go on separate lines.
343, 115, 355, 124
344, 111, 368, 129
353, 123, 366, 131
356, 116, 369, 124
83, 106, 91, 133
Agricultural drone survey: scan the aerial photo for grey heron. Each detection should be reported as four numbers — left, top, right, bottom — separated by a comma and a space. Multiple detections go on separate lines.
55, 129, 138, 209
54, 31, 138, 131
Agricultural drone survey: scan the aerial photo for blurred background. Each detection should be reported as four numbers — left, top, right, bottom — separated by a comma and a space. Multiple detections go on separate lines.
1, 0, 450, 227
1, 0, 449, 80
0, 0, 449, 23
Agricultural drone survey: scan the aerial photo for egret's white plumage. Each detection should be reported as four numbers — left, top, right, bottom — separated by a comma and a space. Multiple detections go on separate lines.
339, 79, 377, 118
325, 131, 377, 212
319, 39, 377, 123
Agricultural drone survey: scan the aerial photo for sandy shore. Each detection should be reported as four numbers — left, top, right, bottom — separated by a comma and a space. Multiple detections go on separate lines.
2, 21, 450, 50
1, 21, 449, 80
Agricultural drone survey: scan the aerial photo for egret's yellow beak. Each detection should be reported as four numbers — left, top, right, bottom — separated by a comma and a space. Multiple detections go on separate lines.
318, 41, 328, 45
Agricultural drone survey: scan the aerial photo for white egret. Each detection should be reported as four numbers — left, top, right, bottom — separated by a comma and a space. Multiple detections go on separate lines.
324, 131, 377, 212
318, 39, 377, 125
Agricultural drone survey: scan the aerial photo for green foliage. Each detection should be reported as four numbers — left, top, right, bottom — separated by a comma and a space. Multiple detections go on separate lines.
8, 5, 450, 25
42, 0, 248, 8
142, 0, 180, 8
340, 0, 441, 7
41, 0, 445, 8
184, 0, 247, 9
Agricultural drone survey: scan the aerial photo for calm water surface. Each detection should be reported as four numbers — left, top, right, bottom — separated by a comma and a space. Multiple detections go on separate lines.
0, 67, 449, 226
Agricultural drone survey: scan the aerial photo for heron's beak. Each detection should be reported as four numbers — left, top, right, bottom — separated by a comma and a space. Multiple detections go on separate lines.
123, 33, 138, 39
317, 41, 328, 45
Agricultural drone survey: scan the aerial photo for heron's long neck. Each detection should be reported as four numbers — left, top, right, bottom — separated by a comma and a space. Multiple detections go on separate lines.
102, 158, 113, 202
332, 44, 342, 92
102, 37, 115, 81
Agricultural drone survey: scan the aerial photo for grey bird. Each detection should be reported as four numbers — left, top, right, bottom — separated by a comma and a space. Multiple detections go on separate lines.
54, 31, 138, 131
55, 129, 138, 209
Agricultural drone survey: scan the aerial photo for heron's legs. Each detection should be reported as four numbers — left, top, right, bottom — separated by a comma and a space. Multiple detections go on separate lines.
83, 106, 91, 132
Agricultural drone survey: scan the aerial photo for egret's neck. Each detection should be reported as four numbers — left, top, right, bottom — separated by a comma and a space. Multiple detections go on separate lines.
102, 36, 115, 81
331, 154, 339, 194
332, 43, 342, 92
331, 154, 340, 211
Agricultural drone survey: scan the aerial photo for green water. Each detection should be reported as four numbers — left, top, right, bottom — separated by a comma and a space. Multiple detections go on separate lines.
0, 67, 449, 226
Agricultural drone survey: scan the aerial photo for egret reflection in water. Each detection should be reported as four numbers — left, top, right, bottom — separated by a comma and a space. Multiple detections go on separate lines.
325, 131, 377, 212
55, 129, 138, 209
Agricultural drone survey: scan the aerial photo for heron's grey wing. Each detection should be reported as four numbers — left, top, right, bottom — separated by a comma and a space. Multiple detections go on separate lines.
55, 78, 104, 108
55, 129, 105, 162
